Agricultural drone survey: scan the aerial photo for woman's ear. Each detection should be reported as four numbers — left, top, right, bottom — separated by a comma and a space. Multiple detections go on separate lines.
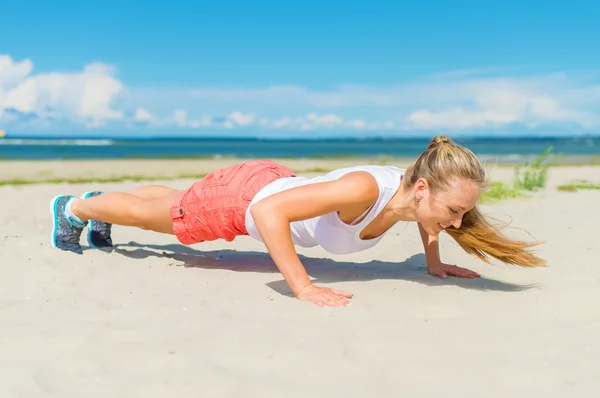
415, 177, 428, 201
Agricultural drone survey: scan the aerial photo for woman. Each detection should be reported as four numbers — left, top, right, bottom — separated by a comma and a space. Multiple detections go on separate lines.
50, 135, 546, 307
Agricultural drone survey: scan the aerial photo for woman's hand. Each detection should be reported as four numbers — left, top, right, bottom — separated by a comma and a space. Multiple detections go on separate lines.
428, 262, 481, 279
295, 284, 354, 307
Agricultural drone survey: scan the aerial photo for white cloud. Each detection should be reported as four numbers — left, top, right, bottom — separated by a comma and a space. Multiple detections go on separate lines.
160, 109, 213, 129
134, 107, 153, 122
268, 113, 392, 131
407, 109, 520, 129
226, 111, 255, 126
0, 55, 123, 126
2, 52, 599, 134
405, 77, 597, 130
120, 70, 600, 133
188, 116, 212, 128
306, 112, 343, 127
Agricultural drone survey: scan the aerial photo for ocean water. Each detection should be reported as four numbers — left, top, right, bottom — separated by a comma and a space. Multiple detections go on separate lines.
0, 136, 598, 163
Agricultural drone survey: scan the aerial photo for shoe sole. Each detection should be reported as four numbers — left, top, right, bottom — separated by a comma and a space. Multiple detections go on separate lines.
81, 191, 101, 248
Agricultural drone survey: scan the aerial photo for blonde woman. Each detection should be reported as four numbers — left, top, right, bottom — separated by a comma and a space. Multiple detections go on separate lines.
50, 135, 545, 307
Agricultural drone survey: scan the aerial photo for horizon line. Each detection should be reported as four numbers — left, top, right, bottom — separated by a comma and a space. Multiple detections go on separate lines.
2, 133, 599, 141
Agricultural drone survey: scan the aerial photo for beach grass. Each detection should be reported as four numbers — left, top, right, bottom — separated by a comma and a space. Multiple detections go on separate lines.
479, 146, 554, 203
479, 181, 524, 203
557, 179, 600, 192
0, 173, 208, 187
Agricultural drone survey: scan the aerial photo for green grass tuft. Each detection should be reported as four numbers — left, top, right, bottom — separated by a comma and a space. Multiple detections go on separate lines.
513, 146, 553, 192
479, 181, 524, 203
0, 173, 208, 187
557, 179, 600, 192
481, 146, 555, 203
304, 167, 332, 173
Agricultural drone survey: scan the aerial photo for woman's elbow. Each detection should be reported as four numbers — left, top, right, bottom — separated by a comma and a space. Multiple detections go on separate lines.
250, 201, 282, 223
249, 201, 267, 220
250, 202, 289, 233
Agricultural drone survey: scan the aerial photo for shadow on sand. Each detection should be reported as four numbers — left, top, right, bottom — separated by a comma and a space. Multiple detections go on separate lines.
107, 241, 537, 297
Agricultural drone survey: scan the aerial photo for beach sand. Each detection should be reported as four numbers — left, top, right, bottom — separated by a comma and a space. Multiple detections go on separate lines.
1, 159, 598, 397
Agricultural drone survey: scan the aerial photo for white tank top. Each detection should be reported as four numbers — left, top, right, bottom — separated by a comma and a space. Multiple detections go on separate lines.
244, 165, 405, 254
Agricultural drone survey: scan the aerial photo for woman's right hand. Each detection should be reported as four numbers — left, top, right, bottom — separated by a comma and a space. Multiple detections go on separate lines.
295, 284, 354, 307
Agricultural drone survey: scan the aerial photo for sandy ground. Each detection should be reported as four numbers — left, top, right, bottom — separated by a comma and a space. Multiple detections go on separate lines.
2, 157, 597, 183
0, 158, 398, 182
0, 159, 599, 397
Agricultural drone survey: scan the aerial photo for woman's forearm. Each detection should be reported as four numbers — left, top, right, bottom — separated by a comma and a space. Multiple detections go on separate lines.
250, 206, 312, 295
418, 222, 442, 266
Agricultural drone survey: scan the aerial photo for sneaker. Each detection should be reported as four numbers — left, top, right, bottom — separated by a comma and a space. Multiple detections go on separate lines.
50, 195, 87, 254
81, 191, 113, 248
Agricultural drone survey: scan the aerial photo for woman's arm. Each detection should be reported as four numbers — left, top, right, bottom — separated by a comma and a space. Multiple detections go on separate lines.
250, 171, 378, 306
417, 222, 442, 267
418, 222, 481, 279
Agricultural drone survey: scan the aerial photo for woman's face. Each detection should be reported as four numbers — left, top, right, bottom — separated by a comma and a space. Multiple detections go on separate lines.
415, 178, 480, 236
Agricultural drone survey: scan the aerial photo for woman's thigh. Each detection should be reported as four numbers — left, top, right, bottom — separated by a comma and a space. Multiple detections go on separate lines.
135, 190, 181, 234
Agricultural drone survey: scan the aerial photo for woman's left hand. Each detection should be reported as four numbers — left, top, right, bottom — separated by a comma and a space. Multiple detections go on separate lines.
428, 262, 481, 279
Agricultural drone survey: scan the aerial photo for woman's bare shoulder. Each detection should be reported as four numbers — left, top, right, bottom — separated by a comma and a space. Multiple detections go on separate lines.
336, 170, 380, 201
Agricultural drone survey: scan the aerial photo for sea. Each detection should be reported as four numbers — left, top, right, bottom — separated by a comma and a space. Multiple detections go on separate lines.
1, 135, 599, 164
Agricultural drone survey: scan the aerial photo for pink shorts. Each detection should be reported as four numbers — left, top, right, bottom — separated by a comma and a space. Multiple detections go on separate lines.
170, 160, 296, 245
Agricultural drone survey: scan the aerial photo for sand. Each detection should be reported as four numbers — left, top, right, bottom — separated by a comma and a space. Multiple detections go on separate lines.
1, 159, 599, 397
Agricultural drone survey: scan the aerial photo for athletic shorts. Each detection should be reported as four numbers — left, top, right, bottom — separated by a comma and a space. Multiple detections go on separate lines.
170, 160, 296, 245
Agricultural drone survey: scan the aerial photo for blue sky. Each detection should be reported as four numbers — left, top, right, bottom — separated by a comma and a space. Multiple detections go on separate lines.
1, 0, 599, 137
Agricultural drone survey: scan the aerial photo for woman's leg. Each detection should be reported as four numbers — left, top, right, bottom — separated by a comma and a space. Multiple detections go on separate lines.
80, 185, 180, 248
125, 185, 178, 200
71, 189, 180, 234
50, 185, 182, 254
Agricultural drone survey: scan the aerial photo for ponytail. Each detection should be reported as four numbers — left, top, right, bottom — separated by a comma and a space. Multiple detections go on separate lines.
445, 206, 546, 267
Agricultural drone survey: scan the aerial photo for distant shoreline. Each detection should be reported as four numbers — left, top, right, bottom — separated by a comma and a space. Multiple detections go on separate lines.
1, 153, 599, 165
3, 133, 600, 140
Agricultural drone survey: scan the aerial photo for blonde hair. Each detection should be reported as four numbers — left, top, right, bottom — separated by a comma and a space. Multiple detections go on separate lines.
404, 135, 546, 267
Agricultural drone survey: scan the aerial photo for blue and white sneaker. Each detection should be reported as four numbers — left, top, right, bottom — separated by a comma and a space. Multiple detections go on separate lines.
81, 191, 113, 248
50, 195, 87, 254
